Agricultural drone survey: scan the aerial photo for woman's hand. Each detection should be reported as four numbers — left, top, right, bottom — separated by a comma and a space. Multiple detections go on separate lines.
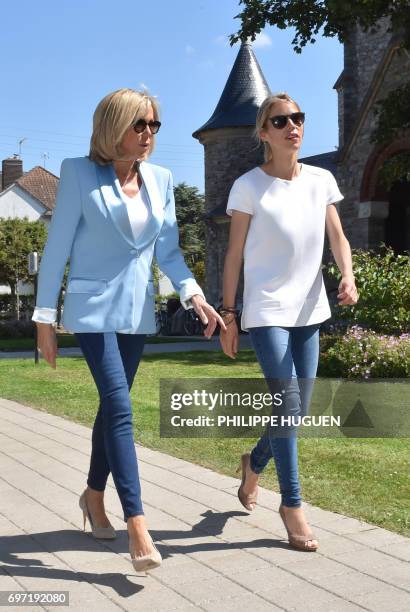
220, 318, 239, 359
36, 323, 58, 368
190, 295, 226, 338
337, 275, 359, 306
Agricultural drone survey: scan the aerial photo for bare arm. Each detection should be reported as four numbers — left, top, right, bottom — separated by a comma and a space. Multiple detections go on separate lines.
325, 204, 358, 306
220, 211, 251, 358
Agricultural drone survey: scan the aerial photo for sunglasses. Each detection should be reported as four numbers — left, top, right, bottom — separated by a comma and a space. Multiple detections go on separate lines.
268, 112, 305, 129
132, 119, 161, 134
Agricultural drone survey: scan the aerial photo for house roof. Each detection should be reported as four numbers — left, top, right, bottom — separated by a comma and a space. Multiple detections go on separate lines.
15, 166, 59, 211
205, 151, 339, 219
193, 42, 270, 138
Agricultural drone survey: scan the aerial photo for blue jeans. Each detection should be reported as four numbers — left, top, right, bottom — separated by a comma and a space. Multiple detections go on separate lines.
249, 324, 320, 507
75, 332, 146, 521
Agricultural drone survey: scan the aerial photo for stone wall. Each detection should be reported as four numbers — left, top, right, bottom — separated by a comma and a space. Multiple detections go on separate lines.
196, 127, 264, 303
340, 18, 393, 148
338, 45, 410, 249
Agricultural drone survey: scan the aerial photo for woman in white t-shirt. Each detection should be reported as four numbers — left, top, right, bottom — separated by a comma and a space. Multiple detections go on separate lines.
220, 93, 358, 552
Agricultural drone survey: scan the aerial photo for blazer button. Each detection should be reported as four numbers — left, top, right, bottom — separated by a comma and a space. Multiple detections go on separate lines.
130, 248, 140, 258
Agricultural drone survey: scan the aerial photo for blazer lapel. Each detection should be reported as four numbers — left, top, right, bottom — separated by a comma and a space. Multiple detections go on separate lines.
95, 161, 164, 250
95, 163, 136, 247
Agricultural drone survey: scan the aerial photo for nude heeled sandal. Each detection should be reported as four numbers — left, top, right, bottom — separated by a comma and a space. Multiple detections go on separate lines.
79, 490, 116, 539
236, 453, 258, 511
279, 504, 318, 552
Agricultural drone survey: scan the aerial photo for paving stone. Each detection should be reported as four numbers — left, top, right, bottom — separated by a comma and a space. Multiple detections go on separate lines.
170, 574, 250, 605
200, 592, 282, 611
347, 527, 408, 549
331, 548, 401, 572
377, 541, 410, 562
279, 556, 352, 581
324, 571, 391, 597
262, 578, 339, 609
0, 397, 408, 612
352, 585, 410, 612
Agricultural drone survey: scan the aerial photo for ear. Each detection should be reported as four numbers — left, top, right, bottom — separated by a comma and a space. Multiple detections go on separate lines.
259, 128, 267, 142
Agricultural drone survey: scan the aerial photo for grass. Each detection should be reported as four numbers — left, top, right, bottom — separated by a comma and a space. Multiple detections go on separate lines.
0, 334, 204, 352
0, 350, 408, 536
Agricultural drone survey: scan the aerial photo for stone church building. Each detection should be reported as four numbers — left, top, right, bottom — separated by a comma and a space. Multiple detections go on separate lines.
193, 21, 410, 305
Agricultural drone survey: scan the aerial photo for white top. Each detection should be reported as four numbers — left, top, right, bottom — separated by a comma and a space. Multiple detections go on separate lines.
120, 187, 149, 241
226, 163, 344, 331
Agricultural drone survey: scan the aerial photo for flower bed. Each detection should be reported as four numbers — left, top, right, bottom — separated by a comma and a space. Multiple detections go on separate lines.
319, 326, 410, 378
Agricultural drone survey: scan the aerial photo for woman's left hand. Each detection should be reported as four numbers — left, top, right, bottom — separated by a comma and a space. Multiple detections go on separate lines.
337, 276, 359, 305
190, 295, 227, 338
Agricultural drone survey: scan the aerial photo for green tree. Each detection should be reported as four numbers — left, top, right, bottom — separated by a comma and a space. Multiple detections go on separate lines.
174, 182, 205, 269
0, 218, 47, 319
230, 0, 410, 186
326, 246, 410, 334
230, 1, 410, 50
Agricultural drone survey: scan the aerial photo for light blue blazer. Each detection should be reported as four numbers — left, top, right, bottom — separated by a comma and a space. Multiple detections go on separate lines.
35, 156, 202, 333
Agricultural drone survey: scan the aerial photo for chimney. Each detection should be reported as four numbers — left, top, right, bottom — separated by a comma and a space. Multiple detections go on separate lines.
2, 156, 23, 191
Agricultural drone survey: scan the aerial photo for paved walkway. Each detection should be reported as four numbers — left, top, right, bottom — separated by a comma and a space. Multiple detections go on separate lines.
0, 336, 252, 360
0, 397, 409, 611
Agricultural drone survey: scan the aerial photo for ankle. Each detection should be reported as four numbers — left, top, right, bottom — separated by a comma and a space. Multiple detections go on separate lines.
86, 486, 104, 499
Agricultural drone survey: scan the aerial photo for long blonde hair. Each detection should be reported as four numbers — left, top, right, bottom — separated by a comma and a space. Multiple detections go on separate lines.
89, 88, 160, 164
255, 93, 302, 162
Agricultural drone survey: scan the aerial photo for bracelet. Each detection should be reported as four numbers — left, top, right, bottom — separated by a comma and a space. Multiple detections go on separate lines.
221, 315, 236, 326
219, 307, 239, 316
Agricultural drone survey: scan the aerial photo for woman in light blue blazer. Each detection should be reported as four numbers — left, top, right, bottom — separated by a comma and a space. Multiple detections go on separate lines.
32, 88, 224, 573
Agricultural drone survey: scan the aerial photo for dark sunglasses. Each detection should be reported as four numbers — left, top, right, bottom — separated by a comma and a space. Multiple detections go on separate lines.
132, 119, 161, 134
268, 112, 305, 129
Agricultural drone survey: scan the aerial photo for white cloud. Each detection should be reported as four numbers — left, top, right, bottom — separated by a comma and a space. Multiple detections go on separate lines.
252, 32, 272, 49
185, 44, 195, 56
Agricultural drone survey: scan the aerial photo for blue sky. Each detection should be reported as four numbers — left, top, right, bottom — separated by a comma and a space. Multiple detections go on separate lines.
0, 0, 343, 191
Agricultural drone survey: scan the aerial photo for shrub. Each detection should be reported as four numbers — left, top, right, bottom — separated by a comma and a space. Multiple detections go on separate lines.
319, 326, 410, 378
326, 246, 410, 334
0, 319, 36, 339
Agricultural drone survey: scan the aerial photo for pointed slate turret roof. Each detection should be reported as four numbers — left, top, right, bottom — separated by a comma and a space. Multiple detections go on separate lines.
193, 42, 270, 138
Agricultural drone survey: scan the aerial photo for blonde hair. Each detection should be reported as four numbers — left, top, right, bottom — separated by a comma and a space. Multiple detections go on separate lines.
89, 88, 160, 164
255, 93, 302, 162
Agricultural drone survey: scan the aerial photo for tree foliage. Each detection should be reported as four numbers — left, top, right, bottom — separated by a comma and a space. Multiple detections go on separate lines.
0, 218, 47, 292
174, 182, 205, 268
230, 0, 410, 51
326, 246, 410, 334
0, 218, 47, 318
371, 82, 410, 187
230, 1, 410, 187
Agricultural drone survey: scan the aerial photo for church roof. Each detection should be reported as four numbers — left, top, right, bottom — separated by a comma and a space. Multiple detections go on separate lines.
192, 42, 270, 138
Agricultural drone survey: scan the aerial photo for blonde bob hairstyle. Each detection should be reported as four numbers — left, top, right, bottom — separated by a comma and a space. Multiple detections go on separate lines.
255, 93, 302, 162
89, 88, 160, 165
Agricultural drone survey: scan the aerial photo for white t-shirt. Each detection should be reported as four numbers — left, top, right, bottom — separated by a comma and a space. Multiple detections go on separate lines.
226, 163, 344, 330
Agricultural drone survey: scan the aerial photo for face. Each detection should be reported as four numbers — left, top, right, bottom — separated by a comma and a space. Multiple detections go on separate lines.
119, 104, 156, 162
259, 100, 304, 156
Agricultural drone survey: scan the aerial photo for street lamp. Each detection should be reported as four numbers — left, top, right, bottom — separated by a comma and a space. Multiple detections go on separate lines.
28, 252, 38, 364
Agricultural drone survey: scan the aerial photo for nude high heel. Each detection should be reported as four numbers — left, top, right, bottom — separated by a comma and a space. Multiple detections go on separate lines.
236, 453, 258, 511
79, 490, 116, 539
129, 536, 162, 573
279, 504, 318, 552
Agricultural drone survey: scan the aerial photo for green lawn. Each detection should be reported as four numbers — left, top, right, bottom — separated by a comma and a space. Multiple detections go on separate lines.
0, 350, 408, 536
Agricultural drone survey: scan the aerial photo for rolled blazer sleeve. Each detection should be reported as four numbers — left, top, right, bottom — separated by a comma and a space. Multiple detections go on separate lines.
154, 171, 204, 308
33, 158, 82, 317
